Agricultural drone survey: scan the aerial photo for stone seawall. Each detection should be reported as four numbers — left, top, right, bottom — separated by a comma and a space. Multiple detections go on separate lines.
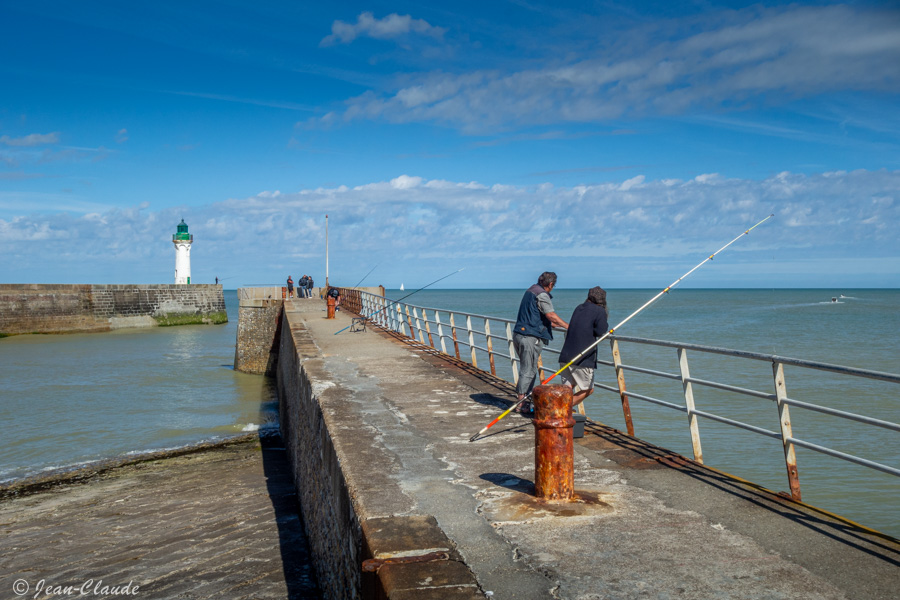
276, 311, 363, 598
233, 287, 284, 375
0, 284, 226, 336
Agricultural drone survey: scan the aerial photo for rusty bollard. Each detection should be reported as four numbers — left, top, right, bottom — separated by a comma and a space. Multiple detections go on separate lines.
326, 295, 336, 319
533, 384, 574, 501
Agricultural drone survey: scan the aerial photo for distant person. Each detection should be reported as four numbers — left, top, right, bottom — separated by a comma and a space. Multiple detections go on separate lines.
215, 276, 219, 285
558, 287, 609, 407
513, 272, 568, 413
286, 276, 294, 299
307, 275, 314, 298
299, 275, 309, 298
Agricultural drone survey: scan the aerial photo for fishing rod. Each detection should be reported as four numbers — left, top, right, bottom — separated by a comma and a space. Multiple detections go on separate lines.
350, 263, 379, 289
333, 268, 464, 335
468, 214, 774, 442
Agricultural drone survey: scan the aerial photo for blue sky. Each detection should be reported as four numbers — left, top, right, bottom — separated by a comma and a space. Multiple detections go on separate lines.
1, 0, 898, 289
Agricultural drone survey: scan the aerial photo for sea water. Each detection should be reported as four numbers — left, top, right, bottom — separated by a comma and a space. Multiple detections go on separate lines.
383, 288, 900, 538
0, 288, 897, 538
0, 290, 278, 483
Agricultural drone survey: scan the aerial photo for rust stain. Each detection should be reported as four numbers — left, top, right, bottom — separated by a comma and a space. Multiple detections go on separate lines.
362, 551, 450, 573
484, 488, 612, 522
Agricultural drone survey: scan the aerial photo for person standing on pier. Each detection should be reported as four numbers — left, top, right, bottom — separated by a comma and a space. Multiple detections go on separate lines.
307, 275, 314, 299
287, 275, 294, 299
513, 272, 568, 413
558, 286, 609, 407
299, 274, 309, 298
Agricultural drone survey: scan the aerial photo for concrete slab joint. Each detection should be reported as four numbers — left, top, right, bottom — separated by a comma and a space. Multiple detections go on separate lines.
362, 516, 484, 600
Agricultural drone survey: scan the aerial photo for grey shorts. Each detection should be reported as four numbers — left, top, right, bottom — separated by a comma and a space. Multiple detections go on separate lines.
559, 363, 594, 392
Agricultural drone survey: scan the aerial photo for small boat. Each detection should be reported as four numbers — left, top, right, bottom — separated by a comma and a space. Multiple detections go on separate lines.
400, 283, 405, 291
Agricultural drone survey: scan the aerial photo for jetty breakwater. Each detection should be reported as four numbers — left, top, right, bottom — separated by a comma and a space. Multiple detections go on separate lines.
0, 283, 226, 336
236, 289, 899, 600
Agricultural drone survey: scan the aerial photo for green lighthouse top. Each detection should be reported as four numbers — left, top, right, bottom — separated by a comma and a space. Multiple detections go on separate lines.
173, 219, 193, 242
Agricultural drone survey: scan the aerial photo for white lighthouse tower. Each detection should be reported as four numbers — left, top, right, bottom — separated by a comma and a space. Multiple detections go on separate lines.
173, 219, 193, 284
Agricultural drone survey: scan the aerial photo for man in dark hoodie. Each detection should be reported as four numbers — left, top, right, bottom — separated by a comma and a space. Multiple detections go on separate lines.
513, 271, 568, 412
558, 286, 609, 407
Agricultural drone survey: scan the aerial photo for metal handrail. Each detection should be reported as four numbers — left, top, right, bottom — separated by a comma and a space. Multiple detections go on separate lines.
343, 288, 899, 502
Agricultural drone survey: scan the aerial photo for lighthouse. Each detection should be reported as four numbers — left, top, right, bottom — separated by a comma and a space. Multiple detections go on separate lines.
173, 219, 193, 284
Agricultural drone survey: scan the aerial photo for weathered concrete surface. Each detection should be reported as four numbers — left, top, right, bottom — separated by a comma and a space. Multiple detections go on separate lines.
282, 298, 899, 600
0, 437, 320, 599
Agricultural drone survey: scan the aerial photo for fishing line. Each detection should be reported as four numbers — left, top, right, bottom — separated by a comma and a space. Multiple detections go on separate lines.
333, 268, 464, 335
350, 263, 379, 289
468, 214, 774, 442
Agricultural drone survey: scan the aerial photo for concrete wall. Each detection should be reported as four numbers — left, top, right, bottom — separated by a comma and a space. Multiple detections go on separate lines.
276, 313, 364, 599
0, 284, 226, 336
233, 287, 283, 375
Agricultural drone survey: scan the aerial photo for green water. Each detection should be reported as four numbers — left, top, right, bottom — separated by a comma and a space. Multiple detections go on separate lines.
0, 290, 277, 482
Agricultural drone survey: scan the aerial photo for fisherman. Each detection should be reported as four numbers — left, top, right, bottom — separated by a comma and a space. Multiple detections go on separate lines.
513, 272, 568, 413
286, 275, 294, 299
558, 287, 609, 407
327, 286, 341, 311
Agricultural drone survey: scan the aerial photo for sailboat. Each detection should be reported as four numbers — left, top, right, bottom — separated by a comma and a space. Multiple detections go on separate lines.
400, 283, 405, 291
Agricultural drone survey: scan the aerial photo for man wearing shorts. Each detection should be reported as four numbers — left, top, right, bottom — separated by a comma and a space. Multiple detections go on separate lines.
558, 287, 609, 407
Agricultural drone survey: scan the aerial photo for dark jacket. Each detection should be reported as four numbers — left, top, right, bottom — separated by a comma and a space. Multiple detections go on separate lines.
514, 284, 554, 342
559, 301, 609, 367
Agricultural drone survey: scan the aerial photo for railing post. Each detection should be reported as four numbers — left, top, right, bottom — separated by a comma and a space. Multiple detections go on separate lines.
450, 314, 461, 360
466, 315, 478, 368
484, 319, 496, 376
773, 361, 802, 501
678, 347, 704, 463
435, 312, 447, 354
411, 307, 424, 343
611, 339, 635, 437
423, 309, 435, 348
403, 306, 414, 340
507, 323, 519, 385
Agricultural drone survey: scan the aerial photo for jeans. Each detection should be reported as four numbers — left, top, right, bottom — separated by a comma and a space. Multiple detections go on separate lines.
513, 333, 545, 397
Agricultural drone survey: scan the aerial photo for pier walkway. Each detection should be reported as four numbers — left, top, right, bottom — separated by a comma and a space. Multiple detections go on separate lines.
282, 298, 898, 599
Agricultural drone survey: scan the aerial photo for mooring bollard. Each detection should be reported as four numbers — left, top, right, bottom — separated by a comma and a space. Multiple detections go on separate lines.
326, 295, 336, 319
533, 384, 574, 501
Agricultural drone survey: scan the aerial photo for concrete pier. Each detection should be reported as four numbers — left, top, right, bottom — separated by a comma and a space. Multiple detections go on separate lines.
277, 297, 898, 599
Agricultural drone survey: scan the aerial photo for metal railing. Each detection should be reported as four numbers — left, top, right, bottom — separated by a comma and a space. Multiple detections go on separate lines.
341, 288, 900, 502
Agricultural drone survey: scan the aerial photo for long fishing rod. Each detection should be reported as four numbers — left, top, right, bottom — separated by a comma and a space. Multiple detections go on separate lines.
468, 214, 774, 442
350, 263, 380, 289
333, 268, 464, 335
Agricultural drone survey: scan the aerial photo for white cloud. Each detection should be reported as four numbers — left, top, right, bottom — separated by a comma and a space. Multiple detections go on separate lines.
1, 169, 898, 287
319, 5, 900, 132
0, 132, 60, 147
320, 12, 447, 47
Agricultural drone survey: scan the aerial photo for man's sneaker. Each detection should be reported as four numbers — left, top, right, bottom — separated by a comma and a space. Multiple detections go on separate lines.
516, 401, 534, 416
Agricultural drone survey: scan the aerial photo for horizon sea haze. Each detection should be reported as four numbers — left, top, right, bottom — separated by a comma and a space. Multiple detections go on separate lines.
0, 288, 897, 540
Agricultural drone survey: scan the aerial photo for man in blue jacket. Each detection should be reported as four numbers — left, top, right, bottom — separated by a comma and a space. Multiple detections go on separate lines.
558, 287, 609, 407
513, 272, 568, 413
